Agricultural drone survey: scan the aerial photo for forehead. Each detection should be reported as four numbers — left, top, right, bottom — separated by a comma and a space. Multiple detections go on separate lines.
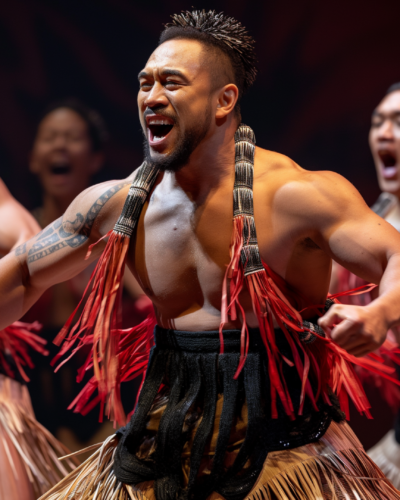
143, 39, 207, 77
376, 90, 400, 114
39, 108, 88, 131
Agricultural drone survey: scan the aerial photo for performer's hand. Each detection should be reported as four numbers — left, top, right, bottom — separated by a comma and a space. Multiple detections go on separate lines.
318, 304, 388, 357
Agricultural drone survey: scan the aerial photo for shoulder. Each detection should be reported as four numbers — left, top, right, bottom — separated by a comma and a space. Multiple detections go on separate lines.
0, 178, 12, 203
255, 147, 366, 215
64, 176, 133, 240
67, 177, 131, 216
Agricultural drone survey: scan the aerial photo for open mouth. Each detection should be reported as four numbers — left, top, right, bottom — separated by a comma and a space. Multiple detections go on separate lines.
146, 115, 174, 145
50, 162, 72, 175
378, 149, 398, 178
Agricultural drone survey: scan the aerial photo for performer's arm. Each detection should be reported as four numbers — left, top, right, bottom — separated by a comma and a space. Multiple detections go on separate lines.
0, 178, 130, 329
283, 170, 400, 356
0, 178, 41, 254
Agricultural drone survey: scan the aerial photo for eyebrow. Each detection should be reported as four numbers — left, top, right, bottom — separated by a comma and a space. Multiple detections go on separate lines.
372, 110, 400, 118
138, 68, 189, 82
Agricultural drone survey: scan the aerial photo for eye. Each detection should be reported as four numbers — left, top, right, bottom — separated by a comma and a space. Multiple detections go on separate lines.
165, 81, 180, 89
140, 81, 152, 90
41, 134, 55, 142
371, 117, 383, 127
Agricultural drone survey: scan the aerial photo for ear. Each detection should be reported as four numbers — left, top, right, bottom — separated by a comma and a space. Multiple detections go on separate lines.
89, 151, 105, 174
215, 84, 239, 120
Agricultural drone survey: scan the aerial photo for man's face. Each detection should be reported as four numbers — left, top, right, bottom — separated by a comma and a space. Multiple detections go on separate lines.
30, 108, 102, 199
369, 90, 400, 196
138, 39, 215, 172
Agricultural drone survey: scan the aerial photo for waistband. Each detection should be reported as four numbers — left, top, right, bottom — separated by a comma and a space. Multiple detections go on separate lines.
154, 325, 265, 353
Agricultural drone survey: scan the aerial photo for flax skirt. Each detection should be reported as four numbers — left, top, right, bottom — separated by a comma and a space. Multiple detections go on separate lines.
0, 374, 76, 499
39, 414, 400, 500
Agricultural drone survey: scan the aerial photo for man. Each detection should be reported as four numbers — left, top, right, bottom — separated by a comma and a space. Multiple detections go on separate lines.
2, 10, 400, 500
332, 83, 400, 489
0, 178, 75, 499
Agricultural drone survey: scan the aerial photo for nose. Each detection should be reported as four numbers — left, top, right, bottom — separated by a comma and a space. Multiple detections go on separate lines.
143, 81, 169, 109
51, 134, 69, 149
378, 119, 394, 141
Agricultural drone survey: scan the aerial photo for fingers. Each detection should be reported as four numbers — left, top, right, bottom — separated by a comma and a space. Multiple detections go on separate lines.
318, 304, 381, 356
318, 305, 346, 330
329, 318, 359, 348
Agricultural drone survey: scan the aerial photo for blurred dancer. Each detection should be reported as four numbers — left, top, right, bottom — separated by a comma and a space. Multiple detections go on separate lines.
30, 99, 106, 231
360, 83, 400, 485
25, 99, 148, 454
0, 178, 75, 499
25, 99, 114, 451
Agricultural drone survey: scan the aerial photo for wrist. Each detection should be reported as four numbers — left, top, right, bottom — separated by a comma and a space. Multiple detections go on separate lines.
366, 297, 397, 331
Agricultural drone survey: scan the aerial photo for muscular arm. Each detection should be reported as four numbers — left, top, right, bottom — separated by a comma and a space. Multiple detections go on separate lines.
0, 178, 131, 329
0, 178, 41, 254
281, 170, 400, 355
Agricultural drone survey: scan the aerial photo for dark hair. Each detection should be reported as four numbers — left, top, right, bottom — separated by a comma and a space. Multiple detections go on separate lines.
159, 10, 257, 111
38, 98, 108, 151
386, 82, 400, 95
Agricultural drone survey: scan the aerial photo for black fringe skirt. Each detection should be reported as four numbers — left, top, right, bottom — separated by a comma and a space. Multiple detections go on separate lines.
113, 326, 344, 500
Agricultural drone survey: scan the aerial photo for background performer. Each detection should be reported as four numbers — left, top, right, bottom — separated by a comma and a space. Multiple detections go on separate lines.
331, 82, 400, 488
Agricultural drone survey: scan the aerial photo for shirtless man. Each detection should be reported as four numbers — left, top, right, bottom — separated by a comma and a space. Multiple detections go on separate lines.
2, 10, 400, 500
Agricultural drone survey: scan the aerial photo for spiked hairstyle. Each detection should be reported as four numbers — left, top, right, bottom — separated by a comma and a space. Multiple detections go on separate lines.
159, 10, 257, 111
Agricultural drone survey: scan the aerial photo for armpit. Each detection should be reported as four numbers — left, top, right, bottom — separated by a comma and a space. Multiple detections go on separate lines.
302, 237, 321, 250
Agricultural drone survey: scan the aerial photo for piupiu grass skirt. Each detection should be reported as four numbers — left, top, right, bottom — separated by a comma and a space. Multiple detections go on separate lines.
38, 327, 400, 500
0, 374, 76, 499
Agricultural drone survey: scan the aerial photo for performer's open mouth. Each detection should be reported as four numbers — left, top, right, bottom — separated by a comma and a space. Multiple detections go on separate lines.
146, 115, 174, 147
378, 149, 398, 179
50, 162, 72, 175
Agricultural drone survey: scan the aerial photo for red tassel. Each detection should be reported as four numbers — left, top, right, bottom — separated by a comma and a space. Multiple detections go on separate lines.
52, 230, 135, 425
0, 321, 46, 382
334, 266, 400, 412
220, 215, 400, 420
68, 314, 156, 424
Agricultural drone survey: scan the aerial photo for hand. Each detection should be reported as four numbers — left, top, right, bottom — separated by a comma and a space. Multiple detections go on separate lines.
318, 303, 388, 357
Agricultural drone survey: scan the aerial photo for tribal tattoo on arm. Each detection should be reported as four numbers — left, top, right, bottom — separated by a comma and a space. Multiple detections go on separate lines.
14, 180, 130, 264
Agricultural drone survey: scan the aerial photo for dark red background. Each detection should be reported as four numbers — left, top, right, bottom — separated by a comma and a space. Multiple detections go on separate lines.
1, 0, 400, 447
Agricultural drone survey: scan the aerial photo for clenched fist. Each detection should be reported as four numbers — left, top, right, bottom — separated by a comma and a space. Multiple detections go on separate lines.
318, 303, 389, 357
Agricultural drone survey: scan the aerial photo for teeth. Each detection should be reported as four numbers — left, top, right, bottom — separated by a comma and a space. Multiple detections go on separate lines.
153, 136, 164, 142
149, 119, 171, 125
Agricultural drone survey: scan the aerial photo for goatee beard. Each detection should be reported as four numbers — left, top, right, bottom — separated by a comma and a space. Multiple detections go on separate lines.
143, 110, 211, 173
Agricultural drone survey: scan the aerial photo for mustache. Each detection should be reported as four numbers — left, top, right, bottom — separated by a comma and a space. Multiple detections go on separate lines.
143, 107, 177, 124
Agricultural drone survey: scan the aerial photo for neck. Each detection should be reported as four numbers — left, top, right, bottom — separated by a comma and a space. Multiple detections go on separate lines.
167, 121, 237, 201
40, 193, 74, 227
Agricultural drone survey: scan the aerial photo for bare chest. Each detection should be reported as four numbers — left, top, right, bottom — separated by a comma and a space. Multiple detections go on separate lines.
128, 186, 233, 316
126, 181, 330, 325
